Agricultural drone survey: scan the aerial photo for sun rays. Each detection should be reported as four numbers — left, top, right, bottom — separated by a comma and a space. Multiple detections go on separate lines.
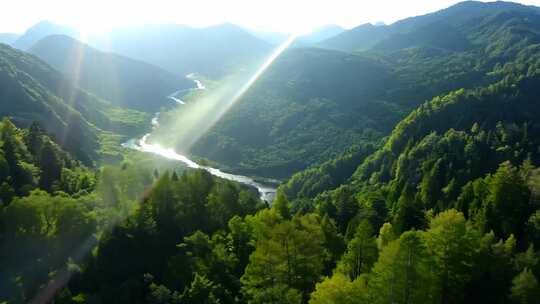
149, 33, 298, 153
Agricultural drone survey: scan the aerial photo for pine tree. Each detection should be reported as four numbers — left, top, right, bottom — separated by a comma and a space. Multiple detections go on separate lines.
338, 220, 378, 280
369, 231, 438, 304
510, 268, 540, 304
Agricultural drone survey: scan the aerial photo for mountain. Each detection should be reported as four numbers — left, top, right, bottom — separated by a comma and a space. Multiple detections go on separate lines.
281, 1, 540, 203
173, 47, 408, 178
0, 43, 149, 163
318, 23, 391, 51
88, 23, 272, 78
29, 35, 193, 112
12, 20, 79, 50
320, 1, 540, 52
248, 30, 290, 45
176, 0, 540, 180
300, 25, 346, 43
249, 25, 345, 46
0, 33, 21, 45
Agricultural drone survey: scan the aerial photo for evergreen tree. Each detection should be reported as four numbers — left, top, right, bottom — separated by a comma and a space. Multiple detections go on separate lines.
510, 268, 540, 304
369, 231, 438, 304
338, 220, 378, 280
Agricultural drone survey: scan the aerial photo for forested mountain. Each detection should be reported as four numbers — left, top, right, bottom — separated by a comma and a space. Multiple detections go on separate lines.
29, 35, 192, 112
301, 25, 346, 43
248, 25, 345, 46
186, 0, 540, 179
0, 33, 20, 45
320, 1, 540, 52
319, 23, 390, 51
0, 43, 148, 163
188, 47, 407, 178
88, 23, 272, 78
12, 20, 80, 50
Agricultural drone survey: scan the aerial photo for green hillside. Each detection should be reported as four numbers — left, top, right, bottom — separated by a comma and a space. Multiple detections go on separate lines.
0, 43, 149, 163
185, 1, 540, 179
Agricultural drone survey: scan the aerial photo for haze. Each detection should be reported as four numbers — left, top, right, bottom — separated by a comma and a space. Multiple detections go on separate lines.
2, 0, 540, 34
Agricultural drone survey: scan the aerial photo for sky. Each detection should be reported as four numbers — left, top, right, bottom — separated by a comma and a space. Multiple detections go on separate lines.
1, 0, 540, 34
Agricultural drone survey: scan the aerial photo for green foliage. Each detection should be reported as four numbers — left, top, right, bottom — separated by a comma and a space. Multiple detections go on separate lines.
337, 220, 378, 280
241, 213, 327, 303
369, 231, 439, 304
309, 273, 368, 304
0, 43, 150, 163
510, 268, 540, 304
424, 210, 478, 304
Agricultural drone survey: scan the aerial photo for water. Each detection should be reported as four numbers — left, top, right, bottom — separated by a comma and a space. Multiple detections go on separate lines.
122, 75, 277, 202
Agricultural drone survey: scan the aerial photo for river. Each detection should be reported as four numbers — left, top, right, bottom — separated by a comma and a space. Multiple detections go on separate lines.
122, 75, 278, 202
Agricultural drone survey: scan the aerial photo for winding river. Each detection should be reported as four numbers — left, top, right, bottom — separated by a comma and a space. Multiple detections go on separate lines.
122, 75, 278, 202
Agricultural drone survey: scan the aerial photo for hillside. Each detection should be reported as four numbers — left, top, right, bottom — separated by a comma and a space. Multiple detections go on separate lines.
185, 47, 407, 178
0, 43, 149, 163
29, 35, 192, 112
320, 1, 540, 52
182, 1, 540, 179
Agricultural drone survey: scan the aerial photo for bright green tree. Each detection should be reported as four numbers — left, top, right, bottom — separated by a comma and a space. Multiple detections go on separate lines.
510, 268, 540, 304
337, 220, 378, 280
369, 231, 439, 304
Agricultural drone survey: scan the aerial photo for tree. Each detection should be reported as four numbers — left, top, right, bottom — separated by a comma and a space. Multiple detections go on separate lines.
484, 162, 532, 239
273, 190, 291, 219
377, 223, 396, 250
393, 184, 425, 233
510, 268, 540, 304
241, 214, 327, 303
181, 274, 220, 304
320, 215, 345, 273
369, 231, 438, 304
425, 210, 477, 304
338, 220, 378, 280
39, 141, 62, 191
309, 273, 368, 304
333, 186, 359, 232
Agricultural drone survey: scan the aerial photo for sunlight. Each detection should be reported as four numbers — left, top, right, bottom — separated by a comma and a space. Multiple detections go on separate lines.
149, 33, 298, 152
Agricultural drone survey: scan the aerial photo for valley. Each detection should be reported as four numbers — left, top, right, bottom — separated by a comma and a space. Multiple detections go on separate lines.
1, 1, 540, 303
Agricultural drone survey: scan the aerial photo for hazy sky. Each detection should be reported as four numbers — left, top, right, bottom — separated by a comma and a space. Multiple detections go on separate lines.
2, 0, 540, 34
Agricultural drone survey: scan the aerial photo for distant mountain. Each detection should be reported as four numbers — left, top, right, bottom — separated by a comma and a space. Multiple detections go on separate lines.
249, 25, 345, 46
318, 23, 390, 51
29, 35, 193, 112
320, 0, 540, 52
0, 33, 21, 45
12, 20, 79, 50
248, 30, 290, 45
88, 23, 272, 78
0, 43, 148, 163
300, 25, 345, 43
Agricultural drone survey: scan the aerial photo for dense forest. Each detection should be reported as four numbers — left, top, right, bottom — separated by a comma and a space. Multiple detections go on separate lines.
1, 1, 540, 303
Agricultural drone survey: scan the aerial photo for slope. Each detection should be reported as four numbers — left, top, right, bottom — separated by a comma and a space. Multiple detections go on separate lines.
320, 1, 540, 52
0, 43, 149, 163
188, 1, 540, 180
29, 35, 192, 112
